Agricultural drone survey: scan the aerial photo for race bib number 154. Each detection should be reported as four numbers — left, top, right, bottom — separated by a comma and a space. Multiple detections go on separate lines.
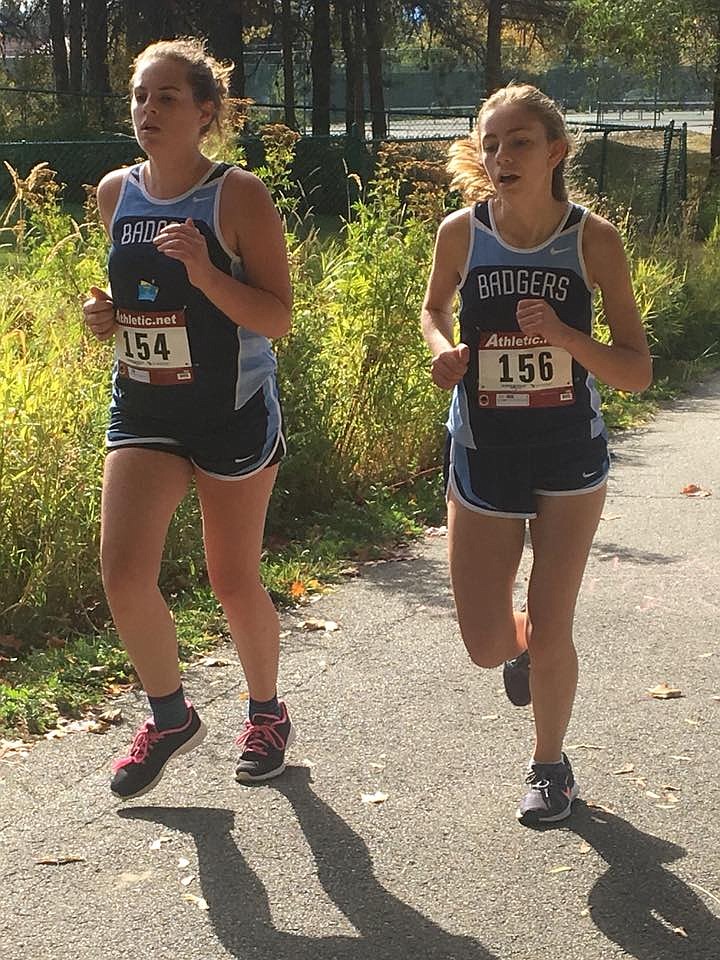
115, 308, 194, 385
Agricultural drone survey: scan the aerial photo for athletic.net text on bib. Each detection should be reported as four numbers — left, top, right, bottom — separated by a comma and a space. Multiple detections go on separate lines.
478, 331, 574, 409
115, 307, 194, 385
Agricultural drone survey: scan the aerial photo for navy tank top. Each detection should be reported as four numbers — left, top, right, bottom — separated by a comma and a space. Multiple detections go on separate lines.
107, 162, 278, 430
448, 200, 605, 449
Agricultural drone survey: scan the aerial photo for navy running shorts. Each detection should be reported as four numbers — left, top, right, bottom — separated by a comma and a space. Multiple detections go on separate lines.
445, 432, 609, 519
106, 383, 285, 479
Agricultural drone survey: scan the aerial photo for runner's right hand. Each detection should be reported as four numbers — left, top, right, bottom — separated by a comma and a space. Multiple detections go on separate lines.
430, 343, 470, 390
83, 286, 117, 341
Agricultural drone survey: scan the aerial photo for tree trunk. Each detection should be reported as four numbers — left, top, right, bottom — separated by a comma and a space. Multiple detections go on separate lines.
84, 0, 111, 125
364, 0, 386, 139
124, 0, 144, 58
281, 0, 297, 128
351, 0, 365, 132
68, 0, 82, 94
485, 0, 503, 97
711, 15, 720, 178
207, 0, 246, 98
49, 0, 69, 94
338, 0, 360, 134
311, 0, 332, 136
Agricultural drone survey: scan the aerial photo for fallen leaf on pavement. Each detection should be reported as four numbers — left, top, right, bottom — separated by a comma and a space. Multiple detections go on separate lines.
361, 791, 388, 804
481, 714, 499, 721
549, 865, 572, 874
183, 894, 208, 911
681, 483, 711, 497
566, 743, 605, 751
425, 525, 447, 536
301, 618, 339, 632
44, 729, 66, 740
648, 682, 683, 699
199, 657, 229, 667
180, 876, 195, 886
670, 755, 692, 762
578, 842, 592, 855
580, 908, 590, 917
613, 763, 635, 775
178, 858, 190, 869
97, 708, 123, 726
0, 739, 31, 762
673, 927, 688, 938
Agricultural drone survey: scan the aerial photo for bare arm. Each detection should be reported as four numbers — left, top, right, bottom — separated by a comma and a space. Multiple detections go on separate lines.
82, 170, 124, 341
421, 209, 472, 390
516, 214, 652, 392
153, 169, 292, 339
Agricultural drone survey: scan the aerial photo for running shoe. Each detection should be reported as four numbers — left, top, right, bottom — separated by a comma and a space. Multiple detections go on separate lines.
235, 700, 295, 782
110, 702, 207, 800
503, 649, 531, 706
516, 753, 579, 825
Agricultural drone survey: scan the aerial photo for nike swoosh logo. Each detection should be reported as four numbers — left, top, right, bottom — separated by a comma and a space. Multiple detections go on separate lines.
582, 470, 599, 478
550, 246, 571, 255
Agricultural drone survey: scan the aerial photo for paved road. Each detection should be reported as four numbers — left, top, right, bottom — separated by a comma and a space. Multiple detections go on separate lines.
1, 374, 719, 960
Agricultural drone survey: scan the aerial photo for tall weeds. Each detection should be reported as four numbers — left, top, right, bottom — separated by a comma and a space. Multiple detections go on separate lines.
0, 137, 718, 643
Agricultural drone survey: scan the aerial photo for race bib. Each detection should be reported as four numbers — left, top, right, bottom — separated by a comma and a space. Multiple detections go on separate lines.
478, 332, 574, 408
115, 308, 194, 385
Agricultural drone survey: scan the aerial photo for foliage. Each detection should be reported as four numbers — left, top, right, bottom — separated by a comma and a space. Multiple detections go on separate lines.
0, 123, 719, 734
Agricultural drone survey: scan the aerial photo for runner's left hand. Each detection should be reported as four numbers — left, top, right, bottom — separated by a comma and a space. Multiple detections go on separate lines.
516, 298, 570, 347
153, 218, 214, 289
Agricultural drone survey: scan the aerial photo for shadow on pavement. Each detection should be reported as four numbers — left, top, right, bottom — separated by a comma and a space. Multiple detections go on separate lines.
564, 801, 719, 959
591, 540, 682, 565
119, 765, 499, 960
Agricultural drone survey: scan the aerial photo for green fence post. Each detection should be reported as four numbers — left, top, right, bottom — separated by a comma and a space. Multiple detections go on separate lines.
655, 119, 675, 231
597, 129, 609, 196
680, 122, 688, 202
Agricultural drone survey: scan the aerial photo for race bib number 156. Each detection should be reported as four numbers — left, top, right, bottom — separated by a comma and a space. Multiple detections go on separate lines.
478, 331, 574, 408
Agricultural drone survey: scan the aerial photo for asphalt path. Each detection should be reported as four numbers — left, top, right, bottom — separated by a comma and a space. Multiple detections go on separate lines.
1, 373, 719, 960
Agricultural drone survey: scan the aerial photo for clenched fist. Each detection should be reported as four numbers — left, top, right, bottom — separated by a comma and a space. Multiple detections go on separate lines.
83, 286, 116, 342
431, 343, 470, 390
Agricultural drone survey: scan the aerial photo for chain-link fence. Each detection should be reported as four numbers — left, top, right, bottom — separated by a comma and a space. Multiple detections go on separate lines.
0, 94, 688, 230
570, 121, 688, 229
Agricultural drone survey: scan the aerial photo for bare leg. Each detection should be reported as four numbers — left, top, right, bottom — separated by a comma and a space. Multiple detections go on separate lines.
101, 449, 193, 697
195, 464, 279, 701
447, 492, 527, 668
527, 485, 606, 762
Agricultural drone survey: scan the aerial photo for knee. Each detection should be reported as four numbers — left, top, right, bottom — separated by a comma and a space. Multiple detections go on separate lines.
101, 544, 159, 603
460, 628, 507, 669
208, 567, 263, 611
467, 647, 505, 669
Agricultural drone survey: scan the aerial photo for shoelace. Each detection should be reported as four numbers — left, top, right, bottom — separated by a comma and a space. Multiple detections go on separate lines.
112, 720, 161, 771
525, 772, 553, 803
235, 712, 286, 757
